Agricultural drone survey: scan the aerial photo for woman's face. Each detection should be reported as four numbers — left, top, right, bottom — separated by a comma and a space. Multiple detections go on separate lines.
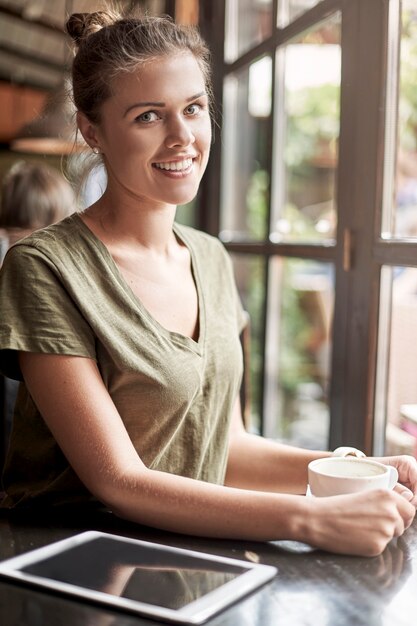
84, 52, 212, 209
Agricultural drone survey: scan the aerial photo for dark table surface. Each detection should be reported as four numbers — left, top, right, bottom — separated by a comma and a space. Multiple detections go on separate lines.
0, 507, 416, 626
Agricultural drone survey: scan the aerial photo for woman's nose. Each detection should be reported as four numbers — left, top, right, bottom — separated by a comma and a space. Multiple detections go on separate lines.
164, 116, 195, 148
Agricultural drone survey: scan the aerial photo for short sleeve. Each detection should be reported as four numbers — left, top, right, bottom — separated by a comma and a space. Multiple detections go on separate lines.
0, 244, 96, 380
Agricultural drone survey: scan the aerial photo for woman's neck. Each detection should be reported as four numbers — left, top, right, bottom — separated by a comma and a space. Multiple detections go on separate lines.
82, 188, 178, 254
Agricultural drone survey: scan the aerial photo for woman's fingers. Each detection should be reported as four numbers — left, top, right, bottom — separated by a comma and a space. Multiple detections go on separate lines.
306, 489, 416, 556
371, 455, 417, 498
396, 490, 417, 530
394, 483, 414, 502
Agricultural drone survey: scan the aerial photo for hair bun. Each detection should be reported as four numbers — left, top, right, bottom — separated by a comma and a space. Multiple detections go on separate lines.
66, 12, 116, 46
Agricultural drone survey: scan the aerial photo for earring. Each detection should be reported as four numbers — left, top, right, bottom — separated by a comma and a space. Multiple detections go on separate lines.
92, 147, 100, 154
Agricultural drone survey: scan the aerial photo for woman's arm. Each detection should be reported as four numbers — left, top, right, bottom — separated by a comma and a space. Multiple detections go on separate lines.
19, 352, 415, 556
226, 396, 417, 503
224, 397, 331, 494
18, 352, 306, 540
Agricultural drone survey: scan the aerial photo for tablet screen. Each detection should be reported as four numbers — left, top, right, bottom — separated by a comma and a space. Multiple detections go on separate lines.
21, 535, 246, 610
0, 531, 277, 624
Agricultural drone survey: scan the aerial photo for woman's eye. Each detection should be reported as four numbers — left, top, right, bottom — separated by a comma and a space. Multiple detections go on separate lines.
184, 103, 202, 116
136, 111, 159, 123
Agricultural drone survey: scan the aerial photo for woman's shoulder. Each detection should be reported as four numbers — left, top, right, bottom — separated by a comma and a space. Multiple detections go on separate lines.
9, 213, 82, 252
1, 213, 100, 278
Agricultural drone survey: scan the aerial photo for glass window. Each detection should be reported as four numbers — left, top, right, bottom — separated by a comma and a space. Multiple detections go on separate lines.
278, 0, 323, 28
263, 257, 334, 448
270, 14, 341, 244
205, 0, 409, 450
230, 254, 266, 433
382, 1, 417, 240
225, 0, 273, 63
376, 266, 417, 459
220, 56, 272, 242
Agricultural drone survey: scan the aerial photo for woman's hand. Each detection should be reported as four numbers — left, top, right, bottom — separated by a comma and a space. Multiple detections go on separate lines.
369, 455, 417, 506
304, 489, 416, 556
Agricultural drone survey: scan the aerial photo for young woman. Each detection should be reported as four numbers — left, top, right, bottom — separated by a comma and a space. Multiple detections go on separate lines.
0, 11, 415, 557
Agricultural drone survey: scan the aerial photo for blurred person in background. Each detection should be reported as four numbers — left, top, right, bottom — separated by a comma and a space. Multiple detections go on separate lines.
0, 161, 75, 263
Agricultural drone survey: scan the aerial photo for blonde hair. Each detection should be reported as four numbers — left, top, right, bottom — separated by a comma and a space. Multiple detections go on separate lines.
66, 11, 213, 125
0, 161, 75, 229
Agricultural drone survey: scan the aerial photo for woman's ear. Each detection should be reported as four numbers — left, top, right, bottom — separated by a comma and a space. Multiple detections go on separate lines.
77, 111, 101, 152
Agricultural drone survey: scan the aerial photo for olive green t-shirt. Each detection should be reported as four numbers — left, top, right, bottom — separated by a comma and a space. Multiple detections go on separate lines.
0, 214, 245, 508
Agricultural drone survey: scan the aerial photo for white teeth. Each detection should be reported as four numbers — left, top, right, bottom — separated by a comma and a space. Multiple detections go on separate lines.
154, 158, 193, 171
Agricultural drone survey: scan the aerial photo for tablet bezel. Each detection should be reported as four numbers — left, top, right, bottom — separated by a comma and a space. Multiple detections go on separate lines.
0, 530, 277, 625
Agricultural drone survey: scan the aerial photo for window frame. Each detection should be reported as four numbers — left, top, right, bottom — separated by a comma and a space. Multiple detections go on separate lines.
198, 0, 415, 453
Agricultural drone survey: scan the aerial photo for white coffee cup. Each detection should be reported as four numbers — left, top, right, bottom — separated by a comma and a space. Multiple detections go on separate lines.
308, 457, 398, 497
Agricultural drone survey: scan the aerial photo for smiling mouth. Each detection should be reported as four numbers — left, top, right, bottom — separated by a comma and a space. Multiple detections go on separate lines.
153, 157, 194, 172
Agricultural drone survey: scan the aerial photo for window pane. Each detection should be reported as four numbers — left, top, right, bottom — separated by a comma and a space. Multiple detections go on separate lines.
264, 257, 334, 449
225, 0, 273, 63
278, 0, 323, 28
220, 56, 272, 242
231, 254, 266, 434
382, 1, 417, 240
271, 14, 341, 244
376, 266, 417, 458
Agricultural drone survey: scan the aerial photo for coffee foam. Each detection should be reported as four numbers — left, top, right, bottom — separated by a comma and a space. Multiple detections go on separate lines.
315, 460, 385, 478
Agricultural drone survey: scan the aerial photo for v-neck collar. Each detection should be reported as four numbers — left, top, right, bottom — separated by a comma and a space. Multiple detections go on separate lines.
73, 214, 205, 354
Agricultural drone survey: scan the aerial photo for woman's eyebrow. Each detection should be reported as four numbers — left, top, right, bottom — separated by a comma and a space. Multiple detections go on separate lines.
124, 91, 207, 117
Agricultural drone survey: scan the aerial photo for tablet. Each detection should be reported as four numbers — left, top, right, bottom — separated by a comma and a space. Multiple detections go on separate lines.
0, 531, 277, 624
